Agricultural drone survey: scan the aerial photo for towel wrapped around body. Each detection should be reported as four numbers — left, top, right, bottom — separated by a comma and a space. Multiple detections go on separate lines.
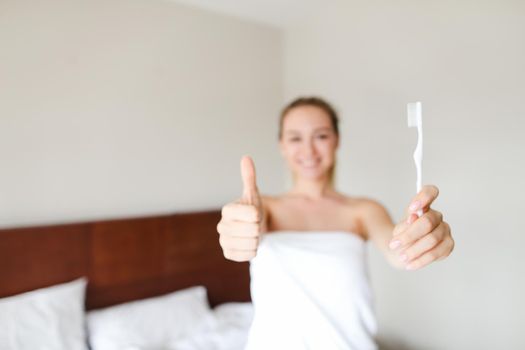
245, 231, 377, 350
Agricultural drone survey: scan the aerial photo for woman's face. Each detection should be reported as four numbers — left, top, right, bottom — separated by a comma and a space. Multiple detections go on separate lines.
279, 105, 339, 182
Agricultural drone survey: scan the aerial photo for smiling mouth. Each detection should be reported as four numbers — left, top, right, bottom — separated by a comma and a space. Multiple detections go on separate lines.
298, 159, 320, 168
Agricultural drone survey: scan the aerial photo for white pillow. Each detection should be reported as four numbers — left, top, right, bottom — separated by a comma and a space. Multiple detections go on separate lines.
87, 285, 213, 350
0, 278, 88, 350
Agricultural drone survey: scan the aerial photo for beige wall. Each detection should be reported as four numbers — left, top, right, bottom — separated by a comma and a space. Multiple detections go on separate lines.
2, 0, 524, 347
284, 0, 524, 348
0, 0, 284, 228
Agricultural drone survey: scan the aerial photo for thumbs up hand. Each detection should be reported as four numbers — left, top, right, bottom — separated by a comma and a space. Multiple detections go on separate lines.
217, 156, 265, 262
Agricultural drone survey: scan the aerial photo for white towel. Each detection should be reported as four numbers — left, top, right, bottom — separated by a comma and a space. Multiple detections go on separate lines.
245, 231, 377, 350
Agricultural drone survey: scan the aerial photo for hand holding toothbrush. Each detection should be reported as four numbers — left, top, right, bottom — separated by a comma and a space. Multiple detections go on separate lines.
389, 185, 454, 270
387, 102, 454, 270
217, 156, 265, 262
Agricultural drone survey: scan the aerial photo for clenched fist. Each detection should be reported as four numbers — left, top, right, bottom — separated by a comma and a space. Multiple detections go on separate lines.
217, 156, 265, 262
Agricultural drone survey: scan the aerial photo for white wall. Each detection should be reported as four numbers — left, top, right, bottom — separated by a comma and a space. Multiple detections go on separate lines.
284, 0, 524, 349
0, 0, 284, 228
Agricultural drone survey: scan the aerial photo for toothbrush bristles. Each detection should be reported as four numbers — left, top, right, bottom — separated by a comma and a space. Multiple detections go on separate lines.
407, 102, 422, 128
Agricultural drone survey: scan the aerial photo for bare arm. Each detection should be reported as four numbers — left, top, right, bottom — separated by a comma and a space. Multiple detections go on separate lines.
259, 195, 272, 234
359, 200, 405, 269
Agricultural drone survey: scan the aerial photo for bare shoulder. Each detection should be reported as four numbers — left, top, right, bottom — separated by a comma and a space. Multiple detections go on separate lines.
338, 194, 390, 219
338, 194, 394, 241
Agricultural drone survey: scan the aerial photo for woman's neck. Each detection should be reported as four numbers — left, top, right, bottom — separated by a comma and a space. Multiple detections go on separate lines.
288, 177, 336, 199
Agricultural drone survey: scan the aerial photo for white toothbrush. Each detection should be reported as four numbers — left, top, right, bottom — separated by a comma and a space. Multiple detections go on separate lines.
407, 101, 423, 217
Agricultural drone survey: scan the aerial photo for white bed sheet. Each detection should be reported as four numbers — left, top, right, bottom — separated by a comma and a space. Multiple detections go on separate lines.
168, 302, 253, 350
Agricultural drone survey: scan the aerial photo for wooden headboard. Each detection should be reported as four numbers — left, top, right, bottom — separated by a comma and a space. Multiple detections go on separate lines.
0, 210, 250, 309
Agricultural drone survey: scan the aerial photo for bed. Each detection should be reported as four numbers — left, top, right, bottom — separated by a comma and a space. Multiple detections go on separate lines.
0, 210, 252, 349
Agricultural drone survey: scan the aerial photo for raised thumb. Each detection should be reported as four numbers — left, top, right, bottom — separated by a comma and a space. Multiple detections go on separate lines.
240, 155, 259, 204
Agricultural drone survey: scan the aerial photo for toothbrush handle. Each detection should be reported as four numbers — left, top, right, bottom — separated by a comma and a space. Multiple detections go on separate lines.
416, 158, 422, 217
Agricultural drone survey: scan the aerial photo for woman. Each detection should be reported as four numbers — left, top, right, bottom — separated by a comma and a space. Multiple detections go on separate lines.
217, 97, 454, 349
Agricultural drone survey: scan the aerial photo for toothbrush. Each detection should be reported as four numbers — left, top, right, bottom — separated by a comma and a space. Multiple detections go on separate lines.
407, 101, 423, 217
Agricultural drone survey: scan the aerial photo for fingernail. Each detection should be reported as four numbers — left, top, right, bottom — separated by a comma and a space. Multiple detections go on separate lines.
389, 240, 401, 250
399, 254, 408, 262
409, 201, 421, 211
